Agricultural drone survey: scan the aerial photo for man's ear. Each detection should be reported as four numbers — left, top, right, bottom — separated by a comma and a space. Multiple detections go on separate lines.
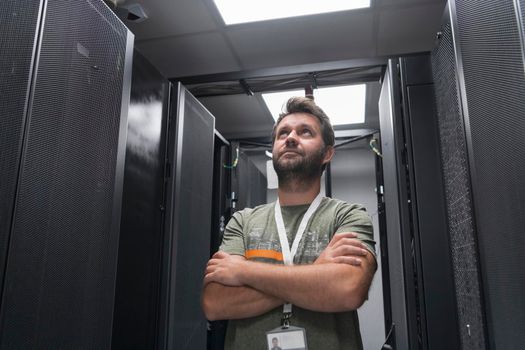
322, 145, 335, 165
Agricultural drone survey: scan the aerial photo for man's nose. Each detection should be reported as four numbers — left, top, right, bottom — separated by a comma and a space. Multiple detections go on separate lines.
285, 130, 298, 146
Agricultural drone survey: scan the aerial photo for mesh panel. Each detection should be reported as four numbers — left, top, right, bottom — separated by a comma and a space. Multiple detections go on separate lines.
455, 0, 525, 348
170, 89, 214, 350
0, 0, 129, 348
431, 16, 486, 350
0, 0, 42, 290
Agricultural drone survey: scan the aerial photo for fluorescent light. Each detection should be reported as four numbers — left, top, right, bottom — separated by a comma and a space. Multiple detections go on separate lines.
315, 85, 366, 125
214, 0, 370, 25
262, 89, 304, 121
262, 84, 366, 126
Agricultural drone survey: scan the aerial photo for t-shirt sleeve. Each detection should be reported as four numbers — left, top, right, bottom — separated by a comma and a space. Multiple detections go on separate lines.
219, 210, 246, 256
334, 203, 376, 258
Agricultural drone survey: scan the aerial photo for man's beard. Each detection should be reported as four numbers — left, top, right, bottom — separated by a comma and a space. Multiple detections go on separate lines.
273, 147, 326, 191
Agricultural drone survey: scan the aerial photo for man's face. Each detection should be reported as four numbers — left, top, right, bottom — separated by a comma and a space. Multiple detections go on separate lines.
272, 113, 332, 179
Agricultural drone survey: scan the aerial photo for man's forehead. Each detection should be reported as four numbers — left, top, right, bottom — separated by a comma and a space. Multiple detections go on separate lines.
276, 112, 320, 129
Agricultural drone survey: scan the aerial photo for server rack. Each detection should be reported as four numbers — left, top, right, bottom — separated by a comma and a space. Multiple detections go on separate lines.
431, 1, 525, 348
112, 50, 170, 349
111, 51, 221, 349
207, 132, 231, 350
159, 83, 216, 350
0, 0, 133, 348
379, 54, 458, 350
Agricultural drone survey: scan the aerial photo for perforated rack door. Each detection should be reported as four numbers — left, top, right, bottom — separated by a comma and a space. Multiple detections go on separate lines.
454, 0, 525, 348
431, 8, 487, 350
0, 0, 132, 348
0, 0, 43, 296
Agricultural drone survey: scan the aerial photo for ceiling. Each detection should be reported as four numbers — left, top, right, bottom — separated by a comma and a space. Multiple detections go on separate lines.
111, 0, 446, 140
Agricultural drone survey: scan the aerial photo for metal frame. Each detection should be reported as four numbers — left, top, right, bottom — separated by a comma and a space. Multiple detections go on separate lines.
159, 82, 186, 350
513, 0, 525, 80
157, 81, 173, 350
378, 61, 419, 350
173, 57, 389, 85
109, 21, 134, 284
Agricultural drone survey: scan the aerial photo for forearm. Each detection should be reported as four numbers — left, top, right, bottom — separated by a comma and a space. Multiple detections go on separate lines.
238, 261, 372, 312
202, 282, 283, 321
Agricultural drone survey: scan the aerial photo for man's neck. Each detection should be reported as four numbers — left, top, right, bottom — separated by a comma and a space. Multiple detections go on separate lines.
277, 178, 321, 206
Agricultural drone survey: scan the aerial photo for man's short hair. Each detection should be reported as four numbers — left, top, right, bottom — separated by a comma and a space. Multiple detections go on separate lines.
271, 96, 335, 148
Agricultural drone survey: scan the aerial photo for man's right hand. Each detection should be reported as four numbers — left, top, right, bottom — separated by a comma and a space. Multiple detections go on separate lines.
314, 232, 369, 266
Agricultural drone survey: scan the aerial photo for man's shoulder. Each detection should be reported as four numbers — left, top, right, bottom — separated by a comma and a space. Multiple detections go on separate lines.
232, 202, 274, 220
321, 197, 367, 213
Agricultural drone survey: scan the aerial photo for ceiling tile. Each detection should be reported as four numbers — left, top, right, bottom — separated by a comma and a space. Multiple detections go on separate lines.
226, 10, 376, 70
135, 33, 241, 78
199, 94, 275, 138
376, 3, 445, 55
122, 0, 219, 40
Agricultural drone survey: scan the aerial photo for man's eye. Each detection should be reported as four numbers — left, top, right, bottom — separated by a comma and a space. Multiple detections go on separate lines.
302, 129, 312, 135
278, 131, 288, 138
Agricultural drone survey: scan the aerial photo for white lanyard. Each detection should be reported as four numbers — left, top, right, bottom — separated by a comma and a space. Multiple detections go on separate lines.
274, 192, 323, 315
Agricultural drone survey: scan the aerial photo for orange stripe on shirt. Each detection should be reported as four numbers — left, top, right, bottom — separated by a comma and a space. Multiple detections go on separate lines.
245, 249, 283, 261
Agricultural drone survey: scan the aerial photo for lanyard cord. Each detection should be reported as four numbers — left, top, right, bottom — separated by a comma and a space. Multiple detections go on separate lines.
274, 192, 323, 320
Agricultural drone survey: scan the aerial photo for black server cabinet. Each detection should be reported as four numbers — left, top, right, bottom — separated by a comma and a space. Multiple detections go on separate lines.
379, 55, 458, 350
112, 59, 217, 348
210, 132, 231, 256
0, 0, 133, 348
208, 132, 231, 350
230, 146, 268, 211
431, 1, 525, 349
399, 56, 458, 350
112, 50, 170, 349
160, 83, 215, 350
379, 60, 418, 350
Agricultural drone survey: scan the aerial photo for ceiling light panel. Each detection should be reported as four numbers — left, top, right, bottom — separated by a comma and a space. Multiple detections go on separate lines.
262, 89, 304, 121
214, 0, 370, 25
262, 84, 366, 126
315, 84, 366, 125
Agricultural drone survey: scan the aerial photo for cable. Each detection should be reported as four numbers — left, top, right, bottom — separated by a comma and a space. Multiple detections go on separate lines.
223, 147, 239, 169
380, 323, 395, 350
369, 138, 383, 158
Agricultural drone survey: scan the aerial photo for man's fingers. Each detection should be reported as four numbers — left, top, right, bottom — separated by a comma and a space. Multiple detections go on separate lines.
205, 264, 216, 275
203, 272, 217, 285
328, 232, 357, 246
333, 245, 368, 257
329, 232, 358, 245
332, 237, 365, 250
212, 251, 228, 259
335, 232, 358, 238
333, 256, 362, 266
207, 258, 221, 267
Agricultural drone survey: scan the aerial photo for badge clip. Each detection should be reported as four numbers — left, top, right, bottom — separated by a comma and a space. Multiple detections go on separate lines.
281, 312, 292, 329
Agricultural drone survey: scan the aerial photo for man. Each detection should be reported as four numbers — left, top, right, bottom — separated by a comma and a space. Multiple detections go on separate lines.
271, 337, 282, 350
202, 97, 376, 350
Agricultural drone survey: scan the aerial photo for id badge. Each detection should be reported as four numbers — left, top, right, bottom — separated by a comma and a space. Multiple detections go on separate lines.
266, 326, 308, 350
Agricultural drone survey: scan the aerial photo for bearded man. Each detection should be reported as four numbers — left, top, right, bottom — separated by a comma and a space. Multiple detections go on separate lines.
202, 97, 377, 350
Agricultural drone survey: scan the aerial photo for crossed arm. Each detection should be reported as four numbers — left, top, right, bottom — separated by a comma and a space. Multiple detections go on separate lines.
202, 232, 376, 321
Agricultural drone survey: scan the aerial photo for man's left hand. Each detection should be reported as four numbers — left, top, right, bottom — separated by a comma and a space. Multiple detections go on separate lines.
315, 232, 369, 266
204, 251, 246, 287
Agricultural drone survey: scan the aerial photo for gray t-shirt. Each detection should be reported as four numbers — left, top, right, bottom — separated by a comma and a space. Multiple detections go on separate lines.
219, 197, 376, 350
